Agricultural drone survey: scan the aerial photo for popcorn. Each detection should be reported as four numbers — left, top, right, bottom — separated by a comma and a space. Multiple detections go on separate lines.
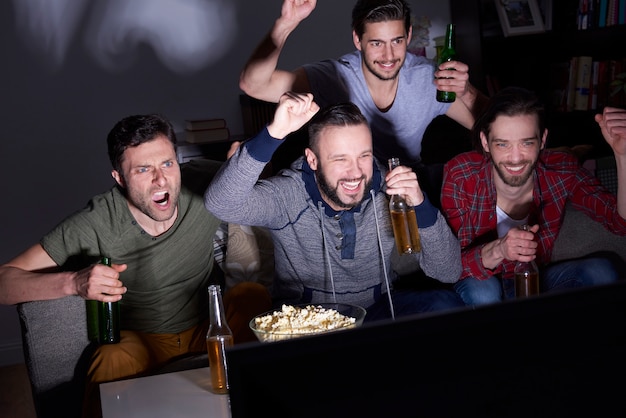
253, 304, 357, 341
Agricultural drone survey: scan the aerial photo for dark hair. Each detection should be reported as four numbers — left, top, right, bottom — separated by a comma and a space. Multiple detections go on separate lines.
307, 102, 369, 152
107, 114, 177, 173
472, 86, 546, 152
351, 0, 412, 39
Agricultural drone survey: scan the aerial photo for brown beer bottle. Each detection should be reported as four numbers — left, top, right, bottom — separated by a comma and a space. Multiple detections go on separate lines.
514, 225, 540, 298
206, 285, 234, 394
388, 158, 421, 255
436, 23, 457, 103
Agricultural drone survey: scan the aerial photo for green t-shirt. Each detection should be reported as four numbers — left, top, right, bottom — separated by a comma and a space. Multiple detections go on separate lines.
41, 181, 221, 334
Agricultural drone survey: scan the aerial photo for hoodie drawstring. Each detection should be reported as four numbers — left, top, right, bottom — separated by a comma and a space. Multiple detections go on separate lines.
319, 201, 338, 303
370, 190, 395, 320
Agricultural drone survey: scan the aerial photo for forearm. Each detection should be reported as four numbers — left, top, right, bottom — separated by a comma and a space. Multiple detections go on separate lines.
417, 214, 462, 283
205, 130, 281, 223
0, 266, 76, 305
460, 242, 502, 281
460, 83, 489, 121
616, 154, 626, 219
480, 238, 505, 270
239, 17, 297, 100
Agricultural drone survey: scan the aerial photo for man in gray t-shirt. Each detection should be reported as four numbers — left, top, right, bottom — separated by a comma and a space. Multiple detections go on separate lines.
240, 0, 488, 174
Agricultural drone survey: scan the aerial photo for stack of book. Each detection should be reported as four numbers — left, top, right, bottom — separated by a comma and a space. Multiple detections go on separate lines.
184, 118, 230, 144
577, 0, 626, 29
550, 55, 626, 112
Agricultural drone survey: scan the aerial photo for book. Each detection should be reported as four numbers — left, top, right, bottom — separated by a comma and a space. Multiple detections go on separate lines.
596, 60, 610, 109
599, 0, 609, 26
185, 118, 226, 131
574, 56, 593, 111
589, 60, 600, 110
608, 0, 618, 25
184, 127, 230, 144
566, 56, 580, 111
549, 60, 572, 111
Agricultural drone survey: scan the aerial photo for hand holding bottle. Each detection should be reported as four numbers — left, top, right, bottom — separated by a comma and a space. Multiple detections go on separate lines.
384, 159, 424, 207
387, 158, 422, 255
76, 260, 127, 302
514, 225, 540, 298
500, 224, 539, 262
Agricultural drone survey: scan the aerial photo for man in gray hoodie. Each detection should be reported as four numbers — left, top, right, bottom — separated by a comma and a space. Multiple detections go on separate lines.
205, 92, 463, 320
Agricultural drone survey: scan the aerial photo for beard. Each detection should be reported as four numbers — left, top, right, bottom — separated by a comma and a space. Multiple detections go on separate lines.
362, 57, 402, 81
493, 159, 536, 187
315, 169, 373, 210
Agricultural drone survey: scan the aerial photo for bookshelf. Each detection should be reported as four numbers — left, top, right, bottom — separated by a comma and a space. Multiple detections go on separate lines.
450, 0, 626, 157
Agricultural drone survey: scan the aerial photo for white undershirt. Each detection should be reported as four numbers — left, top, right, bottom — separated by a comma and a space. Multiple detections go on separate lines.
496, 206, 528, 238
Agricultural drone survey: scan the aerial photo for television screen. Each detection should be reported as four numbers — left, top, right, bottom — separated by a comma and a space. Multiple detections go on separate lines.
226, 281, 626, 418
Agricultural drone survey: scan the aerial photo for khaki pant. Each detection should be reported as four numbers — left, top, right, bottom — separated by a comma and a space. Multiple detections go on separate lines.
83, 282, 271, 418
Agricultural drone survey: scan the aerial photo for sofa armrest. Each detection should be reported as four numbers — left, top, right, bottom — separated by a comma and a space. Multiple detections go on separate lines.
17, 295, 94, 418
552, 203, 626, 276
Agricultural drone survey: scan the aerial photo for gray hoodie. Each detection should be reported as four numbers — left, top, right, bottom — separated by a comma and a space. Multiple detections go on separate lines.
204, 128, 461, 314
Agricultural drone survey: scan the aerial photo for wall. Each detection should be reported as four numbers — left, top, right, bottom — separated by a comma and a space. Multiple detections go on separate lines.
0, 0, 450, 366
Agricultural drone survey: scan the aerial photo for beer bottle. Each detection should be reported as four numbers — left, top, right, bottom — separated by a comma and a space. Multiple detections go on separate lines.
98, 256, 121, 344
436, 23, 457, 103
206, 285, 234, 394
388, 158, 421, 255
514, 225, 540, 298
85, 300, 100, 343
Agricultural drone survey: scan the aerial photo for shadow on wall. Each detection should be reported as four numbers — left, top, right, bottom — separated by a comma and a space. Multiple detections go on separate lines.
12, 0, 237, 73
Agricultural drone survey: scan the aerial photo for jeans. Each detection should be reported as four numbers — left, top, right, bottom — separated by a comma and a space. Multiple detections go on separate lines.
364, 288, 465, 321
454, 256, 620, 307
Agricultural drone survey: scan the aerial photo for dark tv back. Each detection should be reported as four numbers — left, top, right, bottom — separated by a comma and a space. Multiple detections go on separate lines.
226, 281, 626, 418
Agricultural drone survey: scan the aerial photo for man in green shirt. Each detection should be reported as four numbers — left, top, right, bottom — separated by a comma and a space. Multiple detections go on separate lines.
0, 114, 270, 417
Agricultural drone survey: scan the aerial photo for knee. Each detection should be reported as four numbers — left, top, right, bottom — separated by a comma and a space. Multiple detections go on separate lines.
88, 333, 150, 383
582, 257, 620, 286
224, 282, 271, 311
455, 277, 502, 306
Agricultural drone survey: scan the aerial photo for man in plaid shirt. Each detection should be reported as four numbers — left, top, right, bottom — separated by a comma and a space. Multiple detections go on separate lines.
441, 87, 626, 306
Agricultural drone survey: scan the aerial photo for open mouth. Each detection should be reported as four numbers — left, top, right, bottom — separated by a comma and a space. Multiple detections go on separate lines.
153, 191, 170, 206
340, 179, 362, 193
503, 162, 527, 174
377, 58, 400, 69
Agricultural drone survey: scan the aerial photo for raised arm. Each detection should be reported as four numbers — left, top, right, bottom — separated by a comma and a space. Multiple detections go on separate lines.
205, 92, 320, 223
595, 106, 626, 218
0, 243, 126, 305
436, 59, 489, 130
239, 0, 316, 102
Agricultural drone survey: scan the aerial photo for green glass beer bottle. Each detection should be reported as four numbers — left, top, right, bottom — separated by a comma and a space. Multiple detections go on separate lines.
436, 23, 457, 103
85, 300, 100, 343
98, 256, 120, 344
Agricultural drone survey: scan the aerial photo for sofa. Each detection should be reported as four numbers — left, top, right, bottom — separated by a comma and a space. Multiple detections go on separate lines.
17, 157, 626, 418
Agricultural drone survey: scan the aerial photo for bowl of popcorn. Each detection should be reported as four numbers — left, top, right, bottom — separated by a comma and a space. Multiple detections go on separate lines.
250, 303, 367, 343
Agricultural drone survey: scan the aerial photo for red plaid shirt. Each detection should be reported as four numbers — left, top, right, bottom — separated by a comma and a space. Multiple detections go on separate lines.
441, 150, 626, 280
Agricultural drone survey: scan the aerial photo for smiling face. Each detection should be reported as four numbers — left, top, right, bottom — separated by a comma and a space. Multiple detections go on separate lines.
481, 113, 546, 188
305, 123, 374, 211
354, 20, 410, 82
111, 135, 181, 232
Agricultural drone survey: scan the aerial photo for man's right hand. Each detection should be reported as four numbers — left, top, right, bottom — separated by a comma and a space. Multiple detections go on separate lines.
267, 92, 320, 139
279, 0, 317, 30
480, 224, 539, 270
76, 262, 127, 302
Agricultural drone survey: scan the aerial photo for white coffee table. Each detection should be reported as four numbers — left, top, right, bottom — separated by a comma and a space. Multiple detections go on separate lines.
100, 367, 231, 418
